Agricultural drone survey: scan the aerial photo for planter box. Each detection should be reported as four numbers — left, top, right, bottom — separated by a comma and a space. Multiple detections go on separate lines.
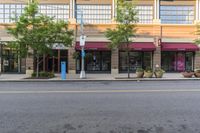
194, 72, 200, 78
144, 72, 153, 78
154, 72, 164, 78
182, 72, 194, 78
136, 72, 144, 78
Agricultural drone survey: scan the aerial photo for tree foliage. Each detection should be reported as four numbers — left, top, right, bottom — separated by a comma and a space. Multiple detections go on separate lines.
7, 1, 74, 57
7, 1, 74, 76
105, 0, 138, 48
105, 0, 138, 78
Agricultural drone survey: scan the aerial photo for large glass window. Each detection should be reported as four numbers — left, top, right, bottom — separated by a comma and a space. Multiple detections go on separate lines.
160, 5, 194, 24
119, 51, 152, 72
161, 52, 194, 72
1, 47, 20, 73
0, 3, 69, 23
38, 4, 69, 22
76, 51, 111, 72
76, 4, 112, 24
136, 5, 153, 24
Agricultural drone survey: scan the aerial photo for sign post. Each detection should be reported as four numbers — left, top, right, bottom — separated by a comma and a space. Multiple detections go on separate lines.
80, 35, 86, 79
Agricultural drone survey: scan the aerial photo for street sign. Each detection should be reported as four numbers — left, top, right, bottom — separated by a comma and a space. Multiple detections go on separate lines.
80, 35, 86, 46
81, 49, 85, 57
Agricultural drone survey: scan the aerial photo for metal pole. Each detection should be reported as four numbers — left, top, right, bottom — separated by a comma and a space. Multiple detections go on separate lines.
80, 10, 86, 79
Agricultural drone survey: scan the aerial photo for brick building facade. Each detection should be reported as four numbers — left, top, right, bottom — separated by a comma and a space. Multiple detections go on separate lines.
0, 0, 200, 75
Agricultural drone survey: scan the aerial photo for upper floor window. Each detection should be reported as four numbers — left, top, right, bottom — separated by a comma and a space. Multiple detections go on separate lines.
76, 4, 112, 24
136, 5, 153, 24
160, 5, 194, 24
0, 4, 69, 23
38, 4, 69, 22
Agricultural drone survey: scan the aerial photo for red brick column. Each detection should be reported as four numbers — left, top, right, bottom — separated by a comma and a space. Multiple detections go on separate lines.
68, 47, 76, 74
195, 51, 200, 69
153, 37, 161, 70
26, 56, 34, 75
111, 48, 119, 75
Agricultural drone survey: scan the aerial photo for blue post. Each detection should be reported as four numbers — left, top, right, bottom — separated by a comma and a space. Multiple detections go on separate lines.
61, 61, 66, 80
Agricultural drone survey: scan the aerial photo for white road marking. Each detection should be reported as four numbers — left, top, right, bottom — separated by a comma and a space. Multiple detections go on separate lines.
0, 89, 199, 94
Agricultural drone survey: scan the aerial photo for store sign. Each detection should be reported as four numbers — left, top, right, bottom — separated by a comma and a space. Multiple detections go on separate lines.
53, 43, 67, 49
177, 48, 186, 51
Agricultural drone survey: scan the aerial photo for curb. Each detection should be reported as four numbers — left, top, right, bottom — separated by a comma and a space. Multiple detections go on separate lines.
0, 78, 200, 82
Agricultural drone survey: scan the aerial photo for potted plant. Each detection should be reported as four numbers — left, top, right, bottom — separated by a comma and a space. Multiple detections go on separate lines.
136, 67, 144, 78
182, 70, 194, 78
194, 68, 200, 78
154, 68, 165, 78
144, 67, 153, 78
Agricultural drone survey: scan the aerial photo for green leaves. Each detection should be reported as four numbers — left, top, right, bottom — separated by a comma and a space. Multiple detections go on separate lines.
6, 1, 74, 58
105, 0, 138, 49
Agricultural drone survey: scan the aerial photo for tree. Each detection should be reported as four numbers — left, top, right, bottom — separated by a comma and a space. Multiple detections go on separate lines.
105, 0, 138, 78
7, 1, 74, 77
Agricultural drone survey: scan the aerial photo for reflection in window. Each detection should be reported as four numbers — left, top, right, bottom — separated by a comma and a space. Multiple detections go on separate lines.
136, 5, 153, 24
160, 5, 194, 24
0, 3, 69, 23
76, 4, 112, 24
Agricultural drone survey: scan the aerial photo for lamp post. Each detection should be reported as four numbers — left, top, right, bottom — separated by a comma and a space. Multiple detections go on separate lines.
79, 10, 86, 79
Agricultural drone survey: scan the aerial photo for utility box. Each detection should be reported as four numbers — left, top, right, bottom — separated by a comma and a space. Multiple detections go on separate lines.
61, 61, 66, 80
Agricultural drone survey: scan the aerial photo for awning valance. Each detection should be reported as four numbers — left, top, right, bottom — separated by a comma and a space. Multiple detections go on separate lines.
75, 42, 156, 51
75, 42, 109, 51
129, 42, 156, 51
161, 43, 199, 51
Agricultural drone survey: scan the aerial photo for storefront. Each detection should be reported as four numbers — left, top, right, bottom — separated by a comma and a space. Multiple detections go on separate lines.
161, 43, 199, 72
37, 49, 68, 73
119, 42, 156, 72
0, 43, 26, 73
75, 42, 111, 73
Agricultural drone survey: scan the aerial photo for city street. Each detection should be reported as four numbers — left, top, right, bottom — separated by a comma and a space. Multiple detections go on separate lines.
0, 81, 200, 133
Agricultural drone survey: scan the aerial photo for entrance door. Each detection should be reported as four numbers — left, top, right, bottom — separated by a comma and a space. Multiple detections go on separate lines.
45, 50, 68, 73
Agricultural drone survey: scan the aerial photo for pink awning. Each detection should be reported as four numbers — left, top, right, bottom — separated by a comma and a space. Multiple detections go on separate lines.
129, 42, 156, 51
75, 42, 109, 51
75, 42, 156, 51
161, 43, 199, 51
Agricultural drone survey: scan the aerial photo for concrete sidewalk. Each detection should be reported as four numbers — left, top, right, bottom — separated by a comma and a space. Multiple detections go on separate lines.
50, 73, 200, 81
0, 73, 199, 81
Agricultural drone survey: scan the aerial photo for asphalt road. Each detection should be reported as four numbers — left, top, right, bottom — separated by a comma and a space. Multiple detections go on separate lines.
0, 81, 200, 133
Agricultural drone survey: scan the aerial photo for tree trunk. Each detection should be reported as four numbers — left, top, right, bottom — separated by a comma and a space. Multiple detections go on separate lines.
36, 55, 39, 78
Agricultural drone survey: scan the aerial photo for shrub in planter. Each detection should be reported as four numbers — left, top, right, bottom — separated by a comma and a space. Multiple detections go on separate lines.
154, 68, 165, 78
31, 72, 36, 77
136, 67, 144, 78
144, 67, 153, 78
31, 71, 55, 78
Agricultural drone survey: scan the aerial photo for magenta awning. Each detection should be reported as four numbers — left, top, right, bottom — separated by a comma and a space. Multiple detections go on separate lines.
129, 42, 156, 51
75, 42, 109, 51
75, 42, 156, 51
161, 43, 199, 51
